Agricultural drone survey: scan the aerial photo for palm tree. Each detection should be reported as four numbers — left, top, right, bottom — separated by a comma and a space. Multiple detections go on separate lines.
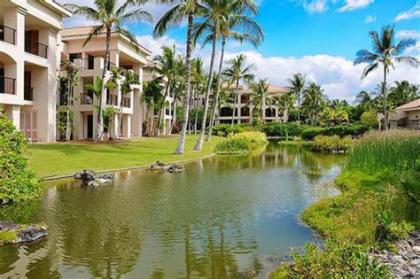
154, 46, 177, 135
169, 55, 187, 134
154, 0, 205, 154
190, 58, 206, 134
249, 79, 270, 123
389, 80, 419, 107
302, 82, 326, 125
223, 54, 255, 128
142, 79, 165, 136
276, 93, 295, 123
287, 73, 306, 124
354, 25, 418, 130
66, 0, 152, 140
355, 90, 372, 109
207, 0, 263, 141
192, 0, 262, 150
59, 60, 80, 141
119, 70, 140, 138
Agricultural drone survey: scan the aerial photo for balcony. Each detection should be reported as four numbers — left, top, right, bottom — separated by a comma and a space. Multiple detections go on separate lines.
80, 92, 94, 105
74, 58, 116, 71
0, 25, 16, 45
106, 91, 118, 106
25, 39, 48, 58
0, 76, 16, 95
24, 87, 33, 101
122, 97, 131, 108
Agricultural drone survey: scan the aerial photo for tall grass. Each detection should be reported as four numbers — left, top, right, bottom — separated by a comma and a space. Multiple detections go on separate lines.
214, 131, 268, 154
347, 130, 420, 172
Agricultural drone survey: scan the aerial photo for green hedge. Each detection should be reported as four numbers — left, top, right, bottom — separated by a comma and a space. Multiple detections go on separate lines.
211, 124, 255, 137
301, 124, 369, 140
214, 131, 268, 154
312, 135, 353, 153
261, 123, 303, 138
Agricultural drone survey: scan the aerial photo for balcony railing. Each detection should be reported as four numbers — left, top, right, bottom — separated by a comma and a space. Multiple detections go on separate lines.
0, 25, 16, 45
106, 92, 118, 106
24, 87, 33, 101
74, 58, 116, 71
0, 76, 16, 95
25, 38, 48, 58
122, 97, 131, 108
80, 92, 94, 105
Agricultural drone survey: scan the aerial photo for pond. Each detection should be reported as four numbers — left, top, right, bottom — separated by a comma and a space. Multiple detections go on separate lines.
0, 144, 345, 278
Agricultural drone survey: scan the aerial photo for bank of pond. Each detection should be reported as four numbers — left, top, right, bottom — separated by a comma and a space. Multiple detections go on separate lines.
0, 119, 419, 278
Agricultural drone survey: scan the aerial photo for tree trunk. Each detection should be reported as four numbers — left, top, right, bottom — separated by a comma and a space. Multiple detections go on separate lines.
65, 77, 72, 141
158, 78, 171, 135
207, 37, 226, 142
194, 34, 217, 151
174, 13, 193, 154
193, 89, 198, 134
169, 98, 177, 134
297, 90, 301, 124
383, 65, 388, 130
231, 80, 240, 128
96, 27, 111, 141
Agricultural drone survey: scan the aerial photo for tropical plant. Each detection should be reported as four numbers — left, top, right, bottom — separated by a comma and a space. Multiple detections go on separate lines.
59, 60, 80, 141
207, 0, 263, 141
302, 82, 326, 125
0, 112, 41, 204
169, 55, 186, 134
355, 90, 373, 110
155, 0, 206, 154
190, 58, 206, 134
118, 70, 140, 138
223, 54, 255, 127
142, 79, 165, 136
276, 93, 295, 123
66, 0, 152, 140
249, 79, 271, 124
354, 25, 418, 130
287, 73, 306, 124
388, 80, 419, 107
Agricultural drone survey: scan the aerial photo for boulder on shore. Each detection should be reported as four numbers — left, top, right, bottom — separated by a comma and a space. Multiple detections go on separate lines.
74, 170, 114, 187
0, 221, 48, 245
150, 161, 184, 173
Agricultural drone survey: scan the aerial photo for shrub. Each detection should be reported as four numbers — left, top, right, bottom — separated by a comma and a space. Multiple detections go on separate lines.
361, 110, 378, 128
211, 124, 255, 137
261, 123, 303, 138
347, 130, 420, 172
272, 241, 389, 278
313, 135, 353, 153
0, 113, 41, 204
301, 124, 370, 140
214, 131, 268, 154
375, 210, 415, 244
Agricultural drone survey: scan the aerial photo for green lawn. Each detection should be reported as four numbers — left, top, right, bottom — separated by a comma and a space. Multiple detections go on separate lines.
28, 135, 224, 178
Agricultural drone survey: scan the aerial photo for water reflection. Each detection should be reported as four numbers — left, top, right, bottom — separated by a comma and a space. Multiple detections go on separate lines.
0, 144, 344, 278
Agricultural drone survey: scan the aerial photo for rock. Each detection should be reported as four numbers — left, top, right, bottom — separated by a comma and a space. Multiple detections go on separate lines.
150, 161, 166, 170
167, 164, 184, 173
412, 246, 420, 255
74, 170, 114, 187
0, 222, 48, 245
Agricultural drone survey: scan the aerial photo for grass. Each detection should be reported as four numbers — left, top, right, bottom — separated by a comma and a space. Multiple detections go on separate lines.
214, 131, 268, 154
272, 130, 420, 277
28, 135, 224, 178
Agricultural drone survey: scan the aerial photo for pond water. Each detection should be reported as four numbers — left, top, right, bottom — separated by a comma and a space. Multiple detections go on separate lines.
0, 144, 345, 278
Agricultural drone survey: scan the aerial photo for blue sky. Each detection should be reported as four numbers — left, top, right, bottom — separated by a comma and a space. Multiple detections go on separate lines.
65, 0, 420, 101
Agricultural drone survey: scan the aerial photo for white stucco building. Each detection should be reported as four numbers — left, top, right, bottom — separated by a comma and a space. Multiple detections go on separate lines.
60, 26, 151, 140
0, 0, 71, 142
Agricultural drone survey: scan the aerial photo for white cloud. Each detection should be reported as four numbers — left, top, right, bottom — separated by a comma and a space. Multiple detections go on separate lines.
338, 0, 374, 12
364, 15, 376, 24
136, 35, 186, 56
395, 3, 420, 21
396, 30, 420, 40
220, 51, 420, 102
303, 0, 329, 14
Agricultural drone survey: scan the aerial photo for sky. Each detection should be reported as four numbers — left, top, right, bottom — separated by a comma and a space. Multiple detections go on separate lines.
63, 0, 420, 101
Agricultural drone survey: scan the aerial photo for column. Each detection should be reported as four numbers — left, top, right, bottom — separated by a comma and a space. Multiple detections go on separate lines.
11, 105, 21, 129
125, 115, 131, 138
113, 113, 119, 138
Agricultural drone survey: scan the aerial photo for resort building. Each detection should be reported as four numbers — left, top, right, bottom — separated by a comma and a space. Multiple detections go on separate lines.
389, 98, 420, 130
217, 84, 289, 124
0, 0, 71, 142
60, 26, 151, 140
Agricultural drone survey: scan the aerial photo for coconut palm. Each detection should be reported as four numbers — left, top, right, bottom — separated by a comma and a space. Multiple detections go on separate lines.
207, 0, 263, 141
276, 93, 295, 123
169, 55, 187, 134
389, 80, 419, 107
65, 0, 152, 140
142, 79, 165, 136
355, 90, 373, 109
354, 25, 418, 130
249, 79, 270, 123
154, 0, 206, 154
118, 70, 140, 138
154, 46, 177, 135
192, 0, 262, 150
223, 54, 255, 127
190, 58, 206, 134
287, 73, 306, 124
302, 82, 326, 125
